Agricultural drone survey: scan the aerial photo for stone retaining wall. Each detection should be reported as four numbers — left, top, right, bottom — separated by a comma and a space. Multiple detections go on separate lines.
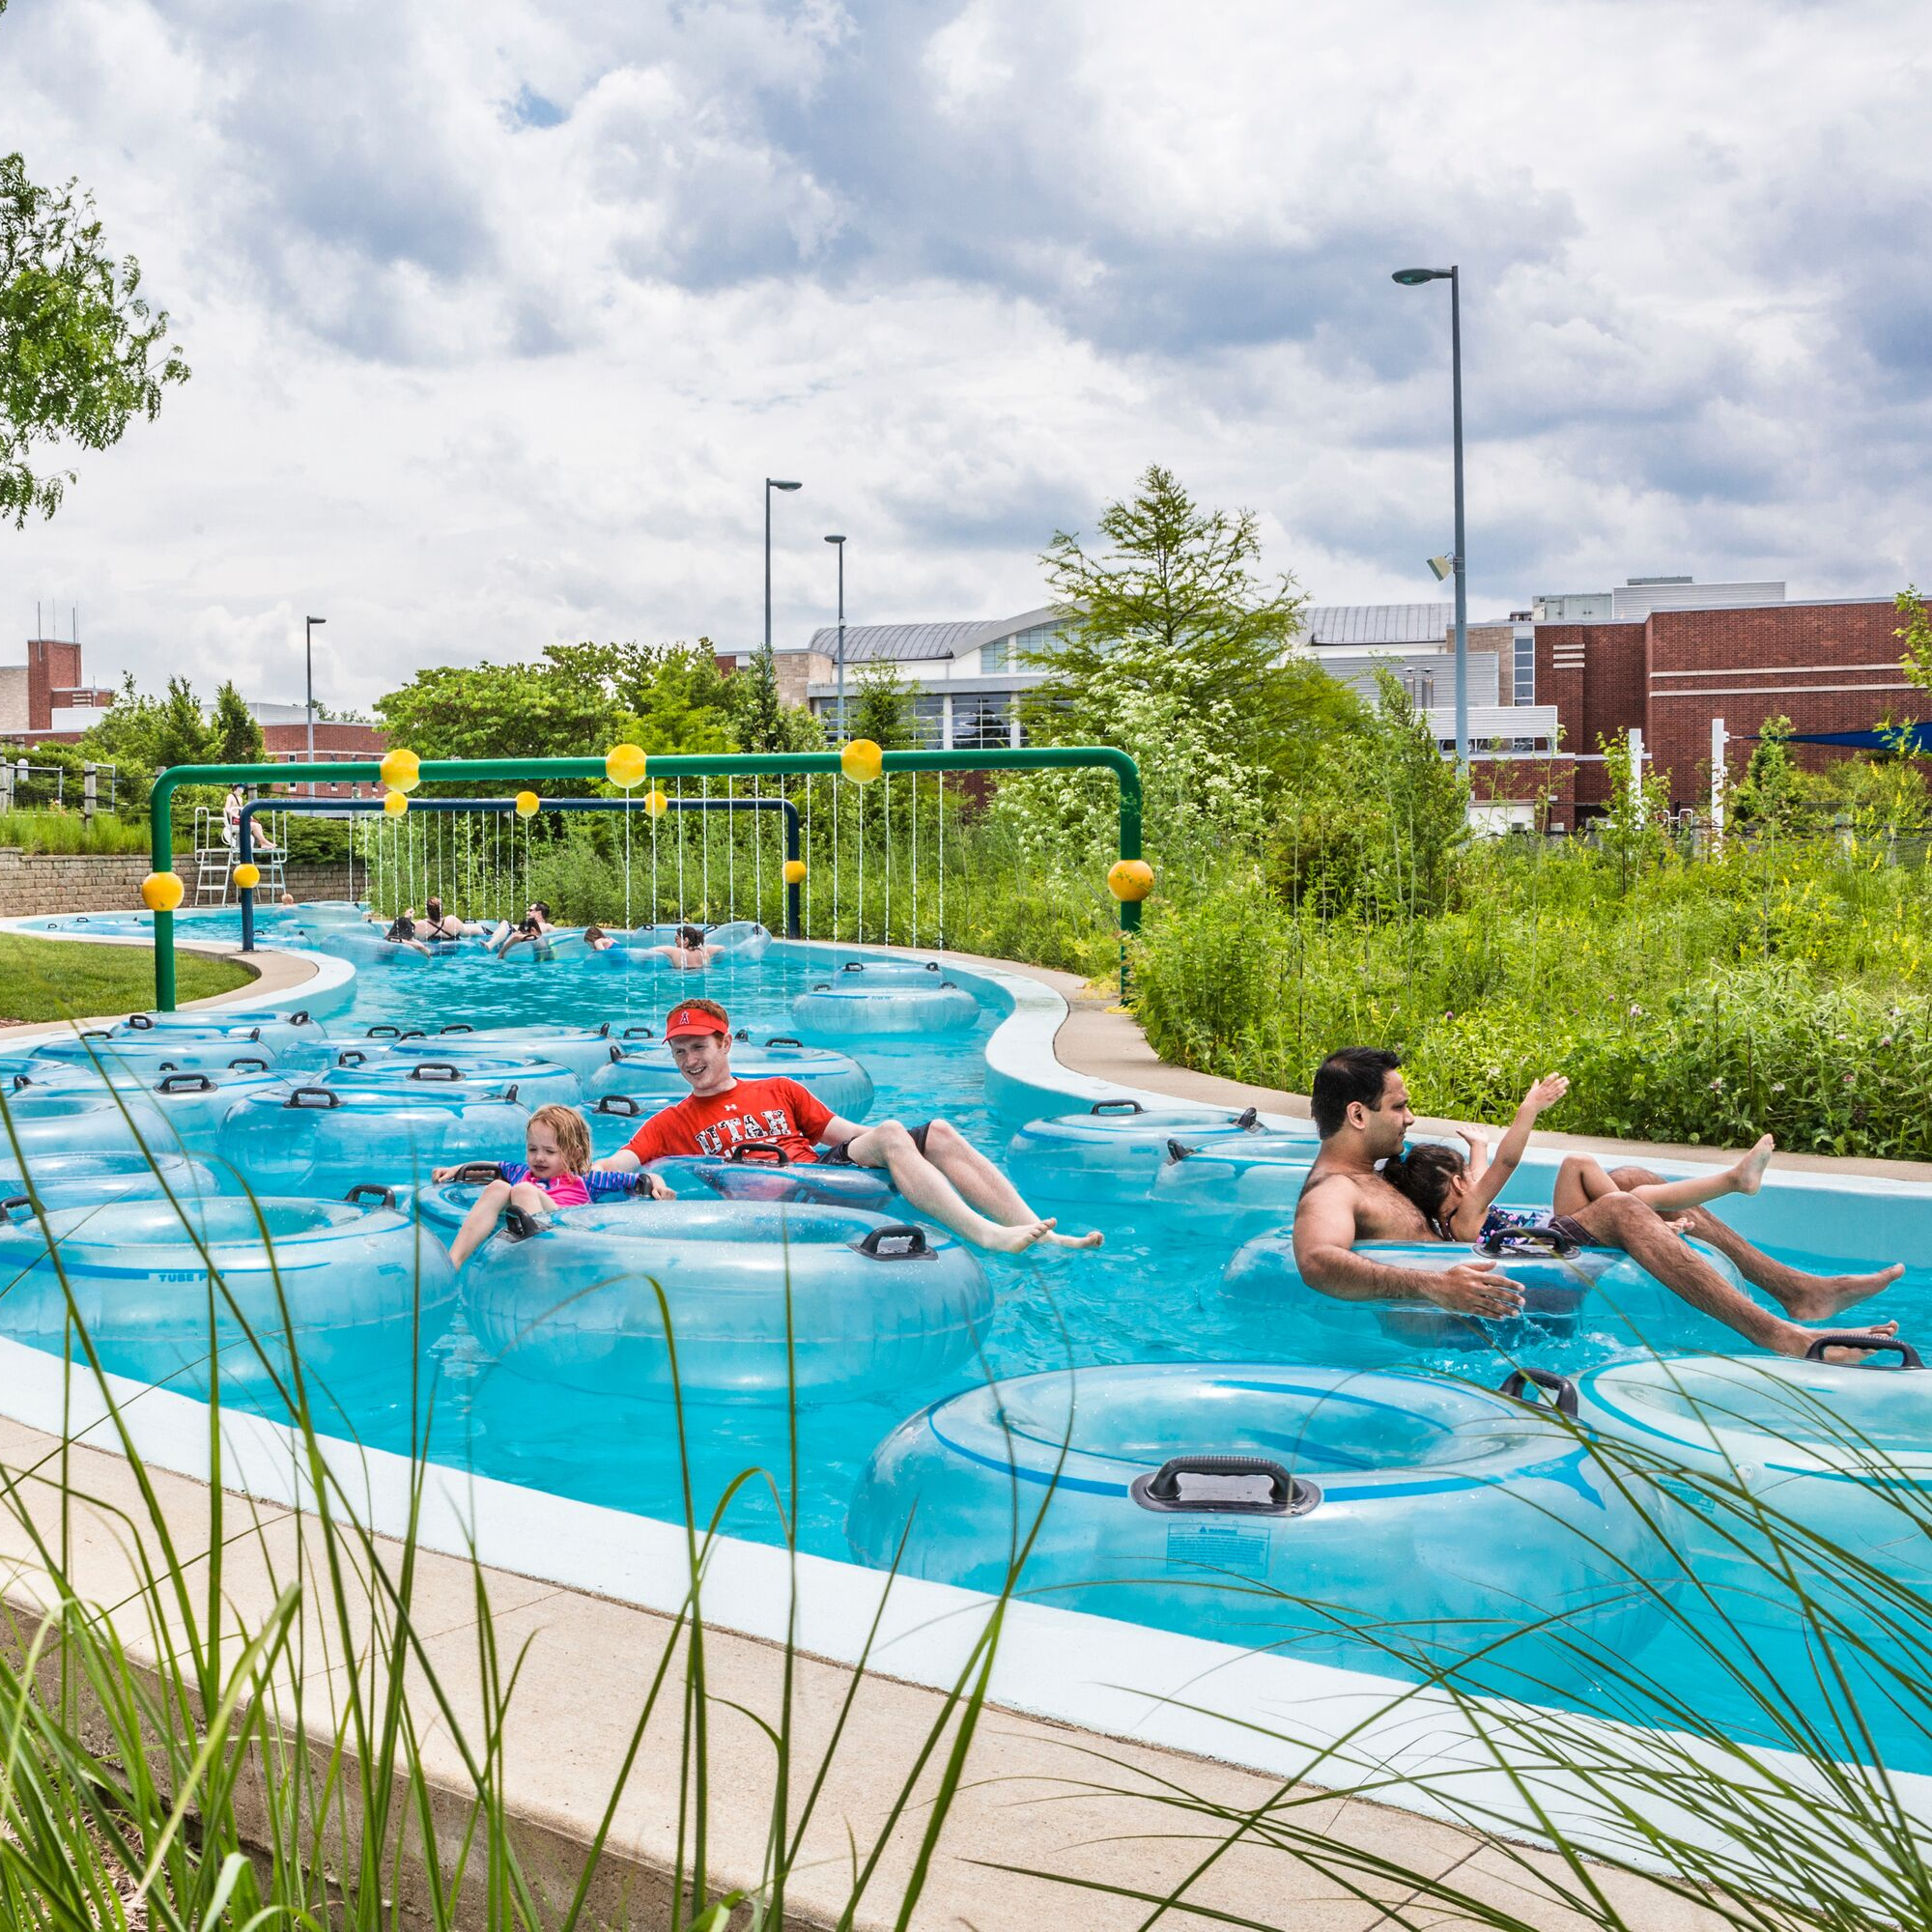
0, 850, 357, 918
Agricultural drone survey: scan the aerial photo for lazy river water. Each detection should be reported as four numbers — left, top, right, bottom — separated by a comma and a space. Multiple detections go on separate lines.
13, 904, 1932, 1765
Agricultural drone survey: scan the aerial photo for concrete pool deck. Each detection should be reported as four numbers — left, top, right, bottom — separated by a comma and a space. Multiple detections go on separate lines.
0, 915, 1905, 1925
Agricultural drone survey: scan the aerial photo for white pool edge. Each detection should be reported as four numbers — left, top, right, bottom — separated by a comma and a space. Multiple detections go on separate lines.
3, 924, 1929, 1864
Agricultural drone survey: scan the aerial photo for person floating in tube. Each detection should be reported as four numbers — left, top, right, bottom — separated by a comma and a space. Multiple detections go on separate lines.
593, 998, 1103, 1255
1292, 1046, 1904, 1359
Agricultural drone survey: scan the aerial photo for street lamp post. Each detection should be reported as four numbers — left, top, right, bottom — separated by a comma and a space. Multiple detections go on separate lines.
764, 478, 802, 666
1392, 265, 1467, 771
824, 534, 847, 736
304, 614, 326, 798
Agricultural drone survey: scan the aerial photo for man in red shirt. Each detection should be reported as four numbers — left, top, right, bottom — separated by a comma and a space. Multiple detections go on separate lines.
594, 998, 1103, 1255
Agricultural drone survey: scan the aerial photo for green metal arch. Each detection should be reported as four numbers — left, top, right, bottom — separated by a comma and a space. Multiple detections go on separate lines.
148, 746, 1144, 1009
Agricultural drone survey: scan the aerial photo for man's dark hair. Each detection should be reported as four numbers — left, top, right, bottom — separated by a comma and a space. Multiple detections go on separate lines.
1310, 1047, 1402, 1138
530, 900, 553, 920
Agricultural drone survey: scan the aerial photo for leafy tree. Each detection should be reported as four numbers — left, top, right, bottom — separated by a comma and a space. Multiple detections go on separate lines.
1733, 714, 1813, 837
1029, 465, 1341, 784
850, 659, 917, 751
726, 641, 821, 754
1, 153, 188, 524
1597, 726, 1673, 885
1897, 584, 1932, 698
153, 676, 216, 770
211, 680, 264, 764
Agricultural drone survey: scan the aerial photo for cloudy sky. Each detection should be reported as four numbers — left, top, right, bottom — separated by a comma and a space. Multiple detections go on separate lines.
4, 0, 1927, 711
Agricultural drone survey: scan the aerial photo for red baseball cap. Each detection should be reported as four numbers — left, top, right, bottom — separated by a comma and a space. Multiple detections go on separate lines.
665, 1003, 731, 1039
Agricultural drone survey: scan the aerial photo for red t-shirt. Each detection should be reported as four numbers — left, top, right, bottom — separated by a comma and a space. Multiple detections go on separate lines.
624, 1076, 836, 1165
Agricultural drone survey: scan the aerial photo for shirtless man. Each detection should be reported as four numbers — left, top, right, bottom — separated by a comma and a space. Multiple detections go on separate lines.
592, 998, 1103, 1256
1291, 1046, 1904, 1358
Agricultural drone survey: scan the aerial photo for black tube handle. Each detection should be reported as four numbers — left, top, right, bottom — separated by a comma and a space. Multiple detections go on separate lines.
286, 1086, 342, 1110
344, 1183, 398, 1211
733, 1028, 751, 1040
245, 1027, 263, 1042
226, 1056, 270, 1074
287, 1009, 311, 1025
1500, 1367, 1581, 1418
335, 1049, 367, 1067
1804, 1334, 1924, 1369
1133, 1456, 1318, 1517
726, 1143, 791, 1166
126, 1012, 155, 1030
1479, 1224, 1581, 1260
81, 1028, 111, 1040
503, 1205, 546, 1240
1, 1193, 34, 1218
366, 1024, 402, 1038
156, 1072, 215, 1094
594, 1094, 641, 1117
1090, 1099, 1145, 1116
812, 982, 831, 992
406, 1063, 464, 1082
852, 1222, 930, 1260
621, 1025, 655, 1038
1164, 1139, 1195, 1162
398, 1028, 427, 1040
597, 1021, 611, 1037
451, 1162, 505, 1184
763, 1036, 803, 1047
11, 1073, 33, 1092
841, 961, 867, 973
500, 1084, 521, 1106
440, 1023, 475, 1034
1236, 1106, 1260, 1129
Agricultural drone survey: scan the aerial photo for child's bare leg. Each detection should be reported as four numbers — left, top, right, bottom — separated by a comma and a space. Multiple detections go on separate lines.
448, 1179, 513, 1269
1629, 1136, 1776, 1212
1551, 1155, 1623, 1217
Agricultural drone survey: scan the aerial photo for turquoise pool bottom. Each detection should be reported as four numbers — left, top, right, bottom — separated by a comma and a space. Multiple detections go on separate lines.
17, 910, 1932, 1765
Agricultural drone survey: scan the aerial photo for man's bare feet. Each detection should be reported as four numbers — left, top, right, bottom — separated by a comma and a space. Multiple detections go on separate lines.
1773, 1319, 1900, 1364
1041, 1227, 1104, 1250
982, 1217, 1054, 1255
1730, 1134, 1775, 1196
1782, 1264, 1907, 1321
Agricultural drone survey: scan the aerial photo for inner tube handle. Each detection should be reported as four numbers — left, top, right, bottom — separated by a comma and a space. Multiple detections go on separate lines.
1134, 1455, 1318, 1517
0, 1194, 34, 1219
1090, 1099, 1145, 1116
286, 1086, 343, 1110
227, 1056, 270, 1073
407, 1063, 464, 1082
452, 1162, 504, 1184
1164, 1139, 1195, 1163
1236, 1106, 1260, 1129
126, 1012, 155, 1030
763, 1037, 804, 1047
1499, 1366, 1581, 1418
156, 1072, 215, 1094
1803, 1333, 1924, 1369
853, 1223, 930, 1260
344, 1183, 399, 1211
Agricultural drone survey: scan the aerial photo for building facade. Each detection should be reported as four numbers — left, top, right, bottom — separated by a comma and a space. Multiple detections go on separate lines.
0, 638, 117, 739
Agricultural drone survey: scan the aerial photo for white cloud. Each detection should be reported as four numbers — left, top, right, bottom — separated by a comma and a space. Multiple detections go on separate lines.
2, 0, 1926, 710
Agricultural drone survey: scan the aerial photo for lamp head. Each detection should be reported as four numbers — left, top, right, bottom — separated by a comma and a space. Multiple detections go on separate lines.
824, 533, 845, 546
1426, 554, 1455, 582
1392, 268, 1450, 286
306, 614, 326, 626
768, 478, 802, 492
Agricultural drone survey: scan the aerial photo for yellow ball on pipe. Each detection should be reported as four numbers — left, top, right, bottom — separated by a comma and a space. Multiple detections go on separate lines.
1107, 858, 1154, 903
232, 863, 262, 892
140, 870, 185, 913
604, 742, 648, 789
781, 858, 808, 885
840, 738, 883, 784
379, 747, 422, 795
514, 790, 541, 819
643, 789, 669, 818
383, 789, 409, 816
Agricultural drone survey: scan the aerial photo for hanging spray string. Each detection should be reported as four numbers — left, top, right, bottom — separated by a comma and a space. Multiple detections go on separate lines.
833, 771, 841, 945
910, 771, 919, 951
937, 771, 946, 949
726, 775, 736, 922
676, 779, 687, 925
883, 770, 893, 947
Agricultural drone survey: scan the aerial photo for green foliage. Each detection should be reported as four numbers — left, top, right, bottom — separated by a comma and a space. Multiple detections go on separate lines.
849, 658, 917, 751
1733, 713, 1811, 835
1897, 582, 1932, 697
729, 641, 821, 753
1597, 725, 1672, 881
1031, 464, 1347, 786
0, 153, 188, 524
210, 679, 264, 763
1132, 834, 1932, 1159
1265, 668, 1469, 919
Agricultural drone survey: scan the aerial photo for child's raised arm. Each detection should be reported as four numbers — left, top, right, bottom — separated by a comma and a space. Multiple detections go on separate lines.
1456, 1073, 1570, 1230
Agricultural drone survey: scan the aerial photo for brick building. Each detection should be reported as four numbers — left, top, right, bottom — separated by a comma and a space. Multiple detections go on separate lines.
0, 638, 117, 738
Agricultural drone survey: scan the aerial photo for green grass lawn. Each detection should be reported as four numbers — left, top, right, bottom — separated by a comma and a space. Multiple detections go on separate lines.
0, 934, 253, 1025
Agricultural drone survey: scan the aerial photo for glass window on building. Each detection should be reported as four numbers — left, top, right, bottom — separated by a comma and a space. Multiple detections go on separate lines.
907, 695, 945, 749
1513, 624, 1535, 705
953, 693, 1013, 749
1003, 623, 1066, 672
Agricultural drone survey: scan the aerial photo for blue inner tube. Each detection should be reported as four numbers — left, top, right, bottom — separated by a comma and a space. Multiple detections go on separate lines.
461, 1199, 990, 1404
819, 958, 952, 986
1005, 1100, 1274, 1204
1222, 1233, 1747, 1353
385, 1025, 622, 1086
790, 982, 978, 1037
319, 1056, 582, 1111
1, 1086, 182, 1160
11, 1062, 290, 1153
216, 1078, 531, 1198
0, 1149, 219, 1210
586, 1040, 874, 1121
112, 1009, 320, 1057
848, 1361, 1666, 1689
26, 1034, 288, 1077
645, 1150, 895, 1210
0, 1195, 453, 1392
618, 921, 772, 962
